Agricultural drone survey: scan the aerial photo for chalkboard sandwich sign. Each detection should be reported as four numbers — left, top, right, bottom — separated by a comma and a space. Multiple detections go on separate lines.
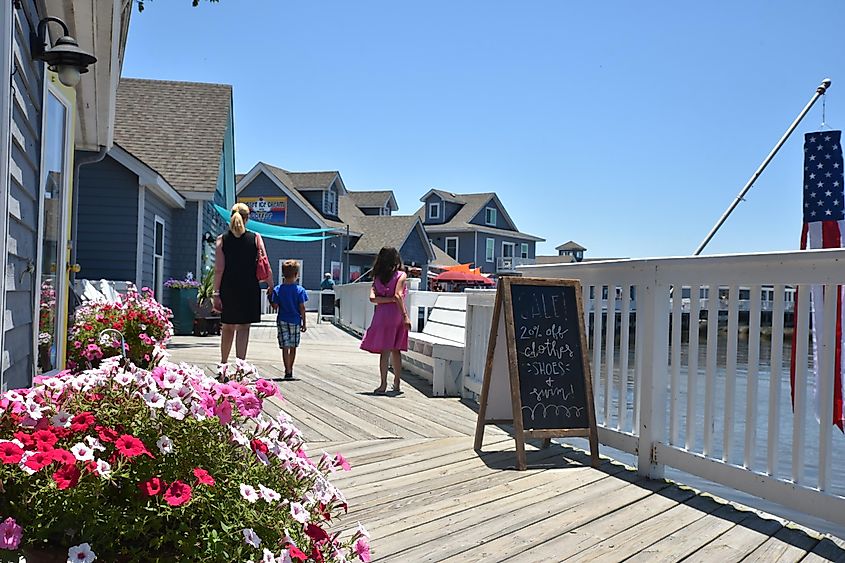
473, 277, 599, 470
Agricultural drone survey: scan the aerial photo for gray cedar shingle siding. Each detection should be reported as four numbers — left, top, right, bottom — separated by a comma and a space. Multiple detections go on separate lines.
114, 79, 233, 193
4, 0, 44, 389
76, 156, 139, 283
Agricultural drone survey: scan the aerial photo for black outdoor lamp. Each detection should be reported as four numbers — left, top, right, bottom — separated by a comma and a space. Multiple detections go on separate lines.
30, 17, 97, 88
203, 232, 216, 244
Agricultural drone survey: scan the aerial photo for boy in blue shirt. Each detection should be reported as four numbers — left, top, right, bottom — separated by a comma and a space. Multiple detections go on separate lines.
268, 260, 308, 379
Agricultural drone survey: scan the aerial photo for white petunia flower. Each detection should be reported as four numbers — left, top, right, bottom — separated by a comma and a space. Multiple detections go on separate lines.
240, 484, 259, 503
242, 528, 261, 549
143, 391, 166, 409
156, 436, 173, 455
95, 459, 112, 478
165, 398, 187, 420
259, 484, 281, 503
289, 502, 309, 524
67, 542, 97, 563
71, 443, 95, 462
51, 410, 73, 428
85, 437, 106, 452
261, 549, 276, 563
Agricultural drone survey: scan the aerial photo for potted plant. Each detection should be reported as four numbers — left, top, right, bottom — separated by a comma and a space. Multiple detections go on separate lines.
164, 274, 200, 336
192, 270, 220, 336
0, 354, 369, 562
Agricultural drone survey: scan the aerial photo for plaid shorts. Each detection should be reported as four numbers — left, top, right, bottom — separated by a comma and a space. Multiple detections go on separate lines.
276, 321, 301, 349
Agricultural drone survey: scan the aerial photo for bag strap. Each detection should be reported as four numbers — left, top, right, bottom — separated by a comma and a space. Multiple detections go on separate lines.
255, 232, 266, 258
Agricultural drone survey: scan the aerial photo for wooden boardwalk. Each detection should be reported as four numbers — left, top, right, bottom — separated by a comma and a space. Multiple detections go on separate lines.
168, 314, 845, 562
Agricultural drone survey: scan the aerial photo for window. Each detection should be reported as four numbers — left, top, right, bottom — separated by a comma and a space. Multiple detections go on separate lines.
485, 207, 497, 226
502, 242, 514, 258
323, 187, 337, 216
154, 217, 165, 300
36, 86, 72, 375
445, 237, 459, 261
520, 243, 529, 259
429, 202, 440, 220
485, 238, 494, 262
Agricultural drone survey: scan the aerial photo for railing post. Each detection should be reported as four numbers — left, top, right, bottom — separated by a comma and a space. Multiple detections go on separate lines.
636, 274, 670, 479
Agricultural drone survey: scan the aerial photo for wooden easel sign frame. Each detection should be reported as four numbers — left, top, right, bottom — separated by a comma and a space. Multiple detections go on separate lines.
473, 277, 599, 470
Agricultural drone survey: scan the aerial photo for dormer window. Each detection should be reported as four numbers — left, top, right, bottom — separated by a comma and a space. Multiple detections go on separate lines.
485, 207, 497, 226
429, 202, 440, 220
323, 187, 337, 216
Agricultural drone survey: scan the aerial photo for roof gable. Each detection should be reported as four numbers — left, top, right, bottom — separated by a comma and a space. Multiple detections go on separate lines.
114, 78, 232, 194
349, 216, 433, 261
348, 190, 399, 211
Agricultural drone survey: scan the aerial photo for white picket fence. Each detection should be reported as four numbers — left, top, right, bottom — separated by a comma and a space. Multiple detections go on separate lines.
334, 249, 845, 529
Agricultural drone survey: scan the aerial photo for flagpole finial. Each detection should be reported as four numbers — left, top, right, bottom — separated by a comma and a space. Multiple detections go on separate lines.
818, 78, 832, 94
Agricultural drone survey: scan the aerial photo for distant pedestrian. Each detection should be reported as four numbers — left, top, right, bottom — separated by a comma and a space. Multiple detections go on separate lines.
360, 247, 411, 395
268, 260, 308, 379
213, 203, 273, 366
320, 272, 335, 290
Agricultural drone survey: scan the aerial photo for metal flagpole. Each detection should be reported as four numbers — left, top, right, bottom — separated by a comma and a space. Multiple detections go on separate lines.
693, 78, 832, 256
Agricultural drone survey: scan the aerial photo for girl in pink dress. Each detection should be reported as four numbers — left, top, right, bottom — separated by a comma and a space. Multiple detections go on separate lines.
360, 247, 411, 395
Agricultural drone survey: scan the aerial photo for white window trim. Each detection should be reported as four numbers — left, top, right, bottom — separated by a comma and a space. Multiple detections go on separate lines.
485, 238, 495, 262
34, 81, 74, 376
520, 243, 529, 259
154, 215, 165, 300
323, 187, 337, 216
502, 241, 515, 258
0, 4, 13, 379
429, 202, 440, 220
485, 206, 497, 226
445, 236, 459, 261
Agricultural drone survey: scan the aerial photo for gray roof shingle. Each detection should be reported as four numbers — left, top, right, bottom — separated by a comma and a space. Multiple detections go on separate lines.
114, 78, 232, 193
348, 190, 397, 210
415, 192, 544, 242
348, 216, 422, 256
284, 171, 338, 191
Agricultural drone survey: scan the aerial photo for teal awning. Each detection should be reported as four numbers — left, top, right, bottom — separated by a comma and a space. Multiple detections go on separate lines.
213, 204, 336, 242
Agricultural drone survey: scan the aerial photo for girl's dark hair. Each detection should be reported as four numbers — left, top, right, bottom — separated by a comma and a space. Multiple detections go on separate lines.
372, 247, 402, 284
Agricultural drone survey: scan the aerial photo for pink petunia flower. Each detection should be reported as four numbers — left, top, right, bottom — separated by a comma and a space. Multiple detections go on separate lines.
53, 463, 81, 490
335, 453, 352, 471
0, 441, 24, 465
353, 536, 372, 562
0, 517, 23, 550
214, 400, 233, 425
139, 477, 164, 497
289, 502, 309, 524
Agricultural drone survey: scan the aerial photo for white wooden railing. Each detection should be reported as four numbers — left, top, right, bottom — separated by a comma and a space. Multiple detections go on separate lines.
515, 248, 845, 529
333, 284, 440, 335
332, 249, 845, 529
260, 289, 322, 315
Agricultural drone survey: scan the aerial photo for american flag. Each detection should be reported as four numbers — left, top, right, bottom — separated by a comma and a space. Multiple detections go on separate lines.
791, 130, 845, 431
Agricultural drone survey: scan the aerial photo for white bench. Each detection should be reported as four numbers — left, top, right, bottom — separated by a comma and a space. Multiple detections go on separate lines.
402, 294, 466, 397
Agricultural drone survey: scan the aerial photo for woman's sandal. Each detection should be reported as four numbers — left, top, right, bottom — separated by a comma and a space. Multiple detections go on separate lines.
373, 387, 387, 396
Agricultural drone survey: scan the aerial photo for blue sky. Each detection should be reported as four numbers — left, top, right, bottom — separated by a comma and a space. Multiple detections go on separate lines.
122, 1, 845, 259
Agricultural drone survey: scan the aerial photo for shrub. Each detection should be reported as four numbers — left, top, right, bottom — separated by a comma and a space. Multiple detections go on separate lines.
0, 356, 368, 562
67, 286, 173, 373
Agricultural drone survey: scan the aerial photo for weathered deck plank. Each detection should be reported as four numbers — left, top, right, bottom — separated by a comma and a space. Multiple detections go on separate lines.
166, 314, 845, 562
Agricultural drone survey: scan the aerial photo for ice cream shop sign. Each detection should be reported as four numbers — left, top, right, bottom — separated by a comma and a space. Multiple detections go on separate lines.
239, 196, 287, 224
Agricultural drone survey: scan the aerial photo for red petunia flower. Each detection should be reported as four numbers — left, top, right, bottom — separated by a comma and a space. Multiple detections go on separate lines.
114, 434, 151, 458
288, 545, 308, 561
52, 464, 81, 490
95, 425, 118, 443
12, 432, 34, 450
32, 429, 58, 452
0, 442, 24, 465
305, 523, 329, 543
250, 439, 268, 454
192, 468, 215, 487
23, 451, 53, 471
139, 477, 164, 497
50, 449, 75, 465
163, 480, 192, 507
70, 412, 95, 433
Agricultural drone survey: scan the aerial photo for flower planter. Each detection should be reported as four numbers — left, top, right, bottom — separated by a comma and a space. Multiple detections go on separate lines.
169, 287, 198, 336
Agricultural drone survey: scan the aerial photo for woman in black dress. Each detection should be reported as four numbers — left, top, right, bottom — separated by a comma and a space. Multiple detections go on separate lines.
212, 203, 272, 363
